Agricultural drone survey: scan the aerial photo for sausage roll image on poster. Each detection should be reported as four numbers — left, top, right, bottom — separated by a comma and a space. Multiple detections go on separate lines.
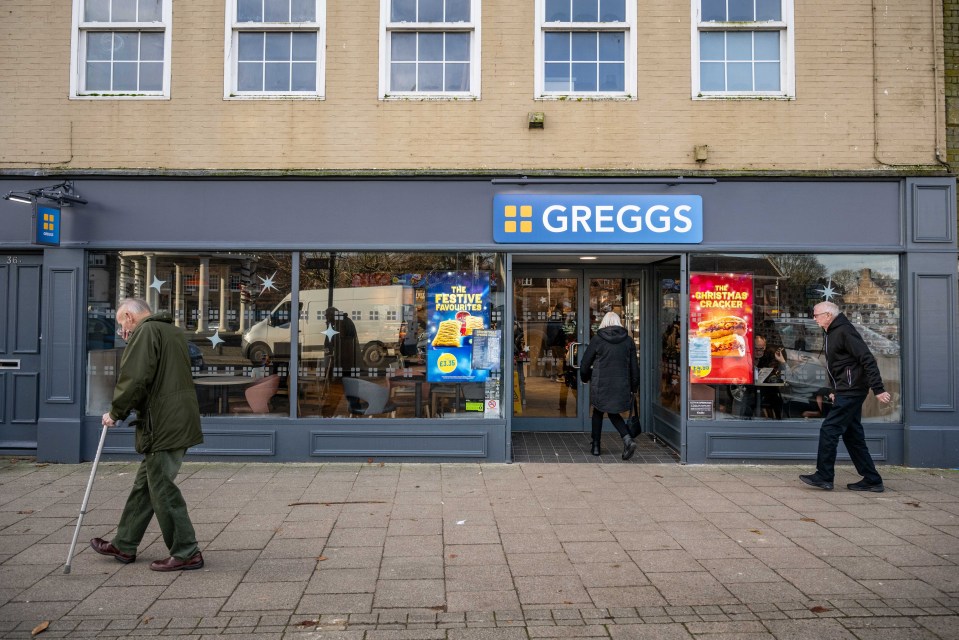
431, 320, 463, 348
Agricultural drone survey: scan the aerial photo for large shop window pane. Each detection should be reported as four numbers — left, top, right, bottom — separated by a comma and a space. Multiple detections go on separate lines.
687, 254, 901, 423
296, 252, 505, 420
85, 252, 293, 418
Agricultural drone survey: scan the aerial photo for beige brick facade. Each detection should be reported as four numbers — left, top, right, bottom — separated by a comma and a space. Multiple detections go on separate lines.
0, 0, 946, 173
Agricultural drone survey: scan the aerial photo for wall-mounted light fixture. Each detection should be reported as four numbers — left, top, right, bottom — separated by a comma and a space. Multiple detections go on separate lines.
528, 112, 545, 129
3, 180, 87, 207
694, 145, 709, 163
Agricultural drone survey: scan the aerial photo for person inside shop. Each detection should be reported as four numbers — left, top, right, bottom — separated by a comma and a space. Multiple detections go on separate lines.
580, 311, 641, 459
324, 307, 358, 374
321, 307, 359, 416
513, 318, 527, 406
741, 335, 787, 419
544, 302, 567, 380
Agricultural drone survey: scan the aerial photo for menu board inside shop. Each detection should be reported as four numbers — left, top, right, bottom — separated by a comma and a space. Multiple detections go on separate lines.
689, 273, 754, 385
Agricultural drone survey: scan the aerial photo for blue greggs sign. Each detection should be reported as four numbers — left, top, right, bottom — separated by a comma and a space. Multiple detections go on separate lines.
493, 194, 703, 244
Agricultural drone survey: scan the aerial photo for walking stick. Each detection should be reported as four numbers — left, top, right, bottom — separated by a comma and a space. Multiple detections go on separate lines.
64, 421, 110, 574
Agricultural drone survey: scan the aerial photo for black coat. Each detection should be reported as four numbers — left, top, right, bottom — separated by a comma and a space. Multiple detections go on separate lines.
580, 326, 640, 414
824, 313, 885, 396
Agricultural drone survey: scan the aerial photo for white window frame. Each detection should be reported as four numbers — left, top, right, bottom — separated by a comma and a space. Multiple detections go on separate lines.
69, 0, 173, 99
224, 0, 326, 100
691, 0, 795, 100
534, 0, 636, 100
379, 0, 482, 100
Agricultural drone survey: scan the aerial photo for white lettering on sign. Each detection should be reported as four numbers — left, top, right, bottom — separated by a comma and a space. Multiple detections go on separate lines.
541, 204, 695, 234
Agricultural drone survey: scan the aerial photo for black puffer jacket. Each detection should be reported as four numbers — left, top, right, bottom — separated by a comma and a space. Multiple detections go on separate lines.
824, 313, 885, 396
579, 326, 640, 414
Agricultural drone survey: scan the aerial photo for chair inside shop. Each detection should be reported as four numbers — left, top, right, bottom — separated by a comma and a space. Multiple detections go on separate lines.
232, 374, 280, 414
342, 378, 397, 417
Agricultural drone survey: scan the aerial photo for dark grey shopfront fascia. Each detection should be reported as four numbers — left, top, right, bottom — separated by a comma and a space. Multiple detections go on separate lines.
0, 176, 955, 467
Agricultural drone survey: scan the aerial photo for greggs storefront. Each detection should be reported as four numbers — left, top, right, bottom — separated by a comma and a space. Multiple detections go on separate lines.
1, 175, 956, 467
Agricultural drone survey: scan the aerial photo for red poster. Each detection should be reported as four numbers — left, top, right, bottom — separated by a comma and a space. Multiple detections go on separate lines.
689, 273, 754, 384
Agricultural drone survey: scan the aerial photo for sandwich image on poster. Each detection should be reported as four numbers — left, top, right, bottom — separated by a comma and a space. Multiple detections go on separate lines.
697, 316, 747, 357
426, 272, 491, 383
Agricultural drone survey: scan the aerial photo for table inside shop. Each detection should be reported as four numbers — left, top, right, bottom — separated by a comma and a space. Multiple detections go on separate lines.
751, 382, 786, 418
389, 373, 428, 418
193, 375, 254, 414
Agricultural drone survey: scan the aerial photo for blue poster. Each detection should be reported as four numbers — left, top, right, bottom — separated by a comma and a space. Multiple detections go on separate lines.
427, 272, 491, 383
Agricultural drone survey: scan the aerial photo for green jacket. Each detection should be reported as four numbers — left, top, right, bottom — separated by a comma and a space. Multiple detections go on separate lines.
109, 313, 203, 454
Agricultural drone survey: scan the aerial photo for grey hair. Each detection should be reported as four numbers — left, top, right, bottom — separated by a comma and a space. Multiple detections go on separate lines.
117, 298, 152, 316
599, 311, 623, 329
815, 301, 840, 316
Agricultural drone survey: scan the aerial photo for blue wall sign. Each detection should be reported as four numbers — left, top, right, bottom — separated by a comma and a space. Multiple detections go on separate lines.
34, 205, 61, 246
494, 194, 703, 244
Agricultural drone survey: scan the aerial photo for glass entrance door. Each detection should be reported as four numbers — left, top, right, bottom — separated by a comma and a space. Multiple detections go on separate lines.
512, 268, 642, 432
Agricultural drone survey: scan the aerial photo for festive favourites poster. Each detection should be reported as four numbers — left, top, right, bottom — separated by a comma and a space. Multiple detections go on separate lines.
689, 273, 754, 384
427, 272, 491, 383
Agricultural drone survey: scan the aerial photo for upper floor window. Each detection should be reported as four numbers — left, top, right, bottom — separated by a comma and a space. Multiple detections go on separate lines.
225, 0, 326, 99
380, 0, 481, 99
535, 0, 636, 99
692, 0, 795, 99
70, 0, 172, 98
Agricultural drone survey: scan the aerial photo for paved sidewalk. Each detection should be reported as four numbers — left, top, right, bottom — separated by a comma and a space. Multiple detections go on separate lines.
0, 457, 957, 639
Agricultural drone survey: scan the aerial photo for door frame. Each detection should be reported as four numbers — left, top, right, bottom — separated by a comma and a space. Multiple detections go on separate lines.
509, 265, 651, 435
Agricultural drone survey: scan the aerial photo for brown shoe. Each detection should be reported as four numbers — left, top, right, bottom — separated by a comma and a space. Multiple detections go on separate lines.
150, 552, 204, 572
90, 537, 135, 564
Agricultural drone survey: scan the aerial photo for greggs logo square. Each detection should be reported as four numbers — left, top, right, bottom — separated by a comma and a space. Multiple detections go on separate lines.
494, 194, 703, 244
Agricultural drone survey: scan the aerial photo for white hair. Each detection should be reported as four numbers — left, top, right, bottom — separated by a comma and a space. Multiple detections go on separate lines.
117, 298, 152, 316
599, 312, 623, 329
815, 301, 840, 316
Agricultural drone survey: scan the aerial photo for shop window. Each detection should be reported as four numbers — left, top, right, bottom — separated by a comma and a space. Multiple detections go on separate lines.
536, 0, 635, 99
70, 0, 172, 98
225, 0, 326, 98
692, 0, 795, 99
86, 252, 293, 418
86, 250, 506, 421
296, 251, 505, 419
687, 254, 901, 423
380, 0, 480, 99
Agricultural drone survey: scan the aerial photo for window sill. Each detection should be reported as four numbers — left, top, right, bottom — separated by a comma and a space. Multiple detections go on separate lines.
70, 93, 170, 100
535, 94, 635, 101
224, 94, 326, 100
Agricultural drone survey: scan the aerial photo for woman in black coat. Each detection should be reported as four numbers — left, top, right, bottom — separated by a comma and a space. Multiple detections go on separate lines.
580, 312, 641, 459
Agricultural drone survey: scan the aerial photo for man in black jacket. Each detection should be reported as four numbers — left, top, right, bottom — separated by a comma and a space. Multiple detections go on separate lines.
800, 301, 891, 492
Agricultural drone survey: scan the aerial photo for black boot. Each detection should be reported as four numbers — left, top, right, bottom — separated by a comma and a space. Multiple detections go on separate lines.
591, 441, 601, 456
622, 435, 636, 460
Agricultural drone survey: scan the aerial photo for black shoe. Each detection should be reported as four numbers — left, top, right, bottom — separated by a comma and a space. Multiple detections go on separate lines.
847, 478, 884, 492
622, 435, 636, 460
90, 537, 136, 564
591, 442, 601, 456
799, 474, 834, 490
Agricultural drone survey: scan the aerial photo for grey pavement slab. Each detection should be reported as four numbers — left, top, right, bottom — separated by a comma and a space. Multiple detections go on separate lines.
0, 459, 957, 639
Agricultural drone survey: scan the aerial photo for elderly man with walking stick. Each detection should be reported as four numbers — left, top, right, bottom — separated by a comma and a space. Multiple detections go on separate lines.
90, 298, 205, 571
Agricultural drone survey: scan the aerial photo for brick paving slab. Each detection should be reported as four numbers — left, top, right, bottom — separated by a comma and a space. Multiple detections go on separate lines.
1, 460, 958, 639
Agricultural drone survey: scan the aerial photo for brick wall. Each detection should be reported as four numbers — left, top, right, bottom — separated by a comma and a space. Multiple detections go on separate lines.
0, 0, 946, 172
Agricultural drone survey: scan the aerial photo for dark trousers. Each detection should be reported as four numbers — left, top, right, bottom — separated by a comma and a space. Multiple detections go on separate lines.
113, 448, 199, 560
815, 393, 882, 484
591, 408, 628, 442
